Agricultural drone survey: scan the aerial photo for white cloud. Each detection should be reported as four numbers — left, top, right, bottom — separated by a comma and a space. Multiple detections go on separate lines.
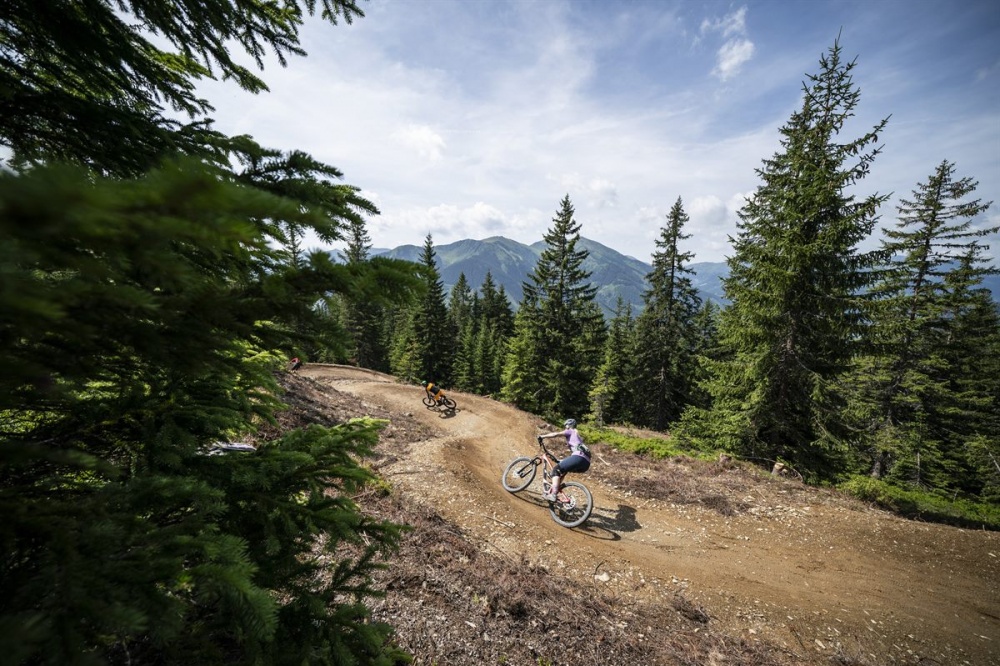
587, 178, 620, 209
713, 38, 756, 81
192, 1, 998, 265
689, 195, 727, 225
392, 124, 447, 162
552, 173, 620, 209
367, 201, 520, 248
700, 6, 756, 81
700, 6, 749, 39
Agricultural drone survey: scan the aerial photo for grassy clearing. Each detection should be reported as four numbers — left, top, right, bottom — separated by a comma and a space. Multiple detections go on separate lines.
839, 475, 1000, 530
580, 424, 713, 460
584, 424, 1000, 531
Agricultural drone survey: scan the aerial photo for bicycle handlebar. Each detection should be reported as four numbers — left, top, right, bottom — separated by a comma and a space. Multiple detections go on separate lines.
536, 436, 560, 460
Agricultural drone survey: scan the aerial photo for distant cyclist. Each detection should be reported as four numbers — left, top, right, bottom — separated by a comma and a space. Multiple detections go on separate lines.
288, 356, 303, 372
537, 418, 591, 500
422, 380, 446, 405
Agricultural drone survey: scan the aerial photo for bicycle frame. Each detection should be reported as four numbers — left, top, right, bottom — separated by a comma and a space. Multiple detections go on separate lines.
537, 442, 562, 492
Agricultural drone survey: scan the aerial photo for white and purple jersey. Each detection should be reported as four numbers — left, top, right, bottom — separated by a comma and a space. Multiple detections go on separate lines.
561, 428, 590, 460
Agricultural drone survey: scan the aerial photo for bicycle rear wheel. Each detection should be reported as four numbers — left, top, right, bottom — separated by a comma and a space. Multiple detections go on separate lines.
501, 456, 536, 492
548, 481, 593, 528
441, 396, 457, 409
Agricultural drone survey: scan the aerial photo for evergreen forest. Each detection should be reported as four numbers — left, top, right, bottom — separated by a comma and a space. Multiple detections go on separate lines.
2, 2, 997, 664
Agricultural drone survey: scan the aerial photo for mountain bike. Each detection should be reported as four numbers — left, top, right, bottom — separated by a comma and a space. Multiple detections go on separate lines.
501, 437, 593, 528
422, 392, 456, 411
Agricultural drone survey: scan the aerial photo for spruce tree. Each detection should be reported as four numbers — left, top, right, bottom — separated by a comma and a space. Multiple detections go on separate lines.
939, 247, 1000, 499
590, 297, 637, 426
469, 272, 514, 395
632, 197, 703, 431
849, 161, 997, 490
501, 196, 605, 419
688, 299, 724, 410
448, 273, 476, 389
1, 3, 421, 663
0, 163, 408, 664
390, 235, 454, 385
449, 273, 476, 335
454, 318, 479, 392
222, 137, 410, 363
680, 41, 889, 477
477, 272, 515, 340
388, 306, 423, 382
342, 218, 394, 371
1, 0, 366, 176
494, 285, 516, 333
500, 305, 548, 415
947, 256, 1000, 500
477, 323, 509, 396
229, 138, 379, 254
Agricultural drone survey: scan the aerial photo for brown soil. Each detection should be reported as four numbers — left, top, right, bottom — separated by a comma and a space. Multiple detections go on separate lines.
275, 364, 999, 666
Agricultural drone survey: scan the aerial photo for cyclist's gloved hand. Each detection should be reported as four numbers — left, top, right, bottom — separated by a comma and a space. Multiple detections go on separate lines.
536, 436, 543, 444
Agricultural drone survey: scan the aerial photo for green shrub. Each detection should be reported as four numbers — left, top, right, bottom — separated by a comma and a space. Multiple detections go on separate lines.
580, 425, 713, 460
839, 476, 1000, 530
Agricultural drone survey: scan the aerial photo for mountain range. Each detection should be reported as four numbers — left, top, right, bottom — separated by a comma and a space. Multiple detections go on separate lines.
352, 236, 998, 317
369, 236, 726, 316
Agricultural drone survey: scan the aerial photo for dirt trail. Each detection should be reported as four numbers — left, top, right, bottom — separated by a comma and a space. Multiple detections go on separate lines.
303, 364, 1000, 665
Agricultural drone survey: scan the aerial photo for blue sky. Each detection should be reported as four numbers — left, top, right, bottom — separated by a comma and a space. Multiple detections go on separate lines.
198, 0, 1000, 264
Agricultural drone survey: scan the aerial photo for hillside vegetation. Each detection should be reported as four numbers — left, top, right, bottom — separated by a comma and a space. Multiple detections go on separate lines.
371, 235, 730, 313
368, 236, 999, 315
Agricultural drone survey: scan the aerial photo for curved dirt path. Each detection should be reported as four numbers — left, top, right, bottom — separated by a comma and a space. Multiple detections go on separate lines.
304, 364, 999, 665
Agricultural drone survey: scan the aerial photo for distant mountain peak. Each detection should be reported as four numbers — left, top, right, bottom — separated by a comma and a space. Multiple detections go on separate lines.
347, 235, 1000, 314
369, 236, 729, 315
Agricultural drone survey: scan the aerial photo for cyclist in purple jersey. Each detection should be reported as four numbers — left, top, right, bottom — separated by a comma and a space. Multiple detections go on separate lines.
538, 418, 590, 500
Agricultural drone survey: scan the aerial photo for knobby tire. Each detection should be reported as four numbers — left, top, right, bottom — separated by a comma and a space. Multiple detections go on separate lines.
501, 456, 536, 492
548, 481, 593, 528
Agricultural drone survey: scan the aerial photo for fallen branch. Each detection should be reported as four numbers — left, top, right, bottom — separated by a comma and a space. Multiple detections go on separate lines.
487, 515, 515, 528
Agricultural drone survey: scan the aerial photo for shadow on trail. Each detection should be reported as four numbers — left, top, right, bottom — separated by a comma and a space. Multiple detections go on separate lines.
503, 491, 641, 542
422, 404, 458, 418
574, 504, 641, 541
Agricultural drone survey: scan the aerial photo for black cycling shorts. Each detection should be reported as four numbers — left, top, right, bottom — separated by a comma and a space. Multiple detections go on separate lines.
554, 454, 590, 477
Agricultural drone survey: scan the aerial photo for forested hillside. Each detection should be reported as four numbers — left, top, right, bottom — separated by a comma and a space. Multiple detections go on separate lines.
353, 43, 1000, 527
370, 235, 676, 315
366, 237, 999, 314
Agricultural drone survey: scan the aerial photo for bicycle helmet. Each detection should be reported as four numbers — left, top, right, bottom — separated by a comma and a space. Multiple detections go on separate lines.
564, 418, 577, 428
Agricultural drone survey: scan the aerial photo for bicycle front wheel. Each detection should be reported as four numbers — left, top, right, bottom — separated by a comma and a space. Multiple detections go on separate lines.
501, 456, 536, 493
422, 396, 436, 408
549, 481, 593, 528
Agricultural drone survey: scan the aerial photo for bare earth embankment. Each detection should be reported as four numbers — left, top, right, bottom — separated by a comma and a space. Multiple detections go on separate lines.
270, 365, 999, 665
